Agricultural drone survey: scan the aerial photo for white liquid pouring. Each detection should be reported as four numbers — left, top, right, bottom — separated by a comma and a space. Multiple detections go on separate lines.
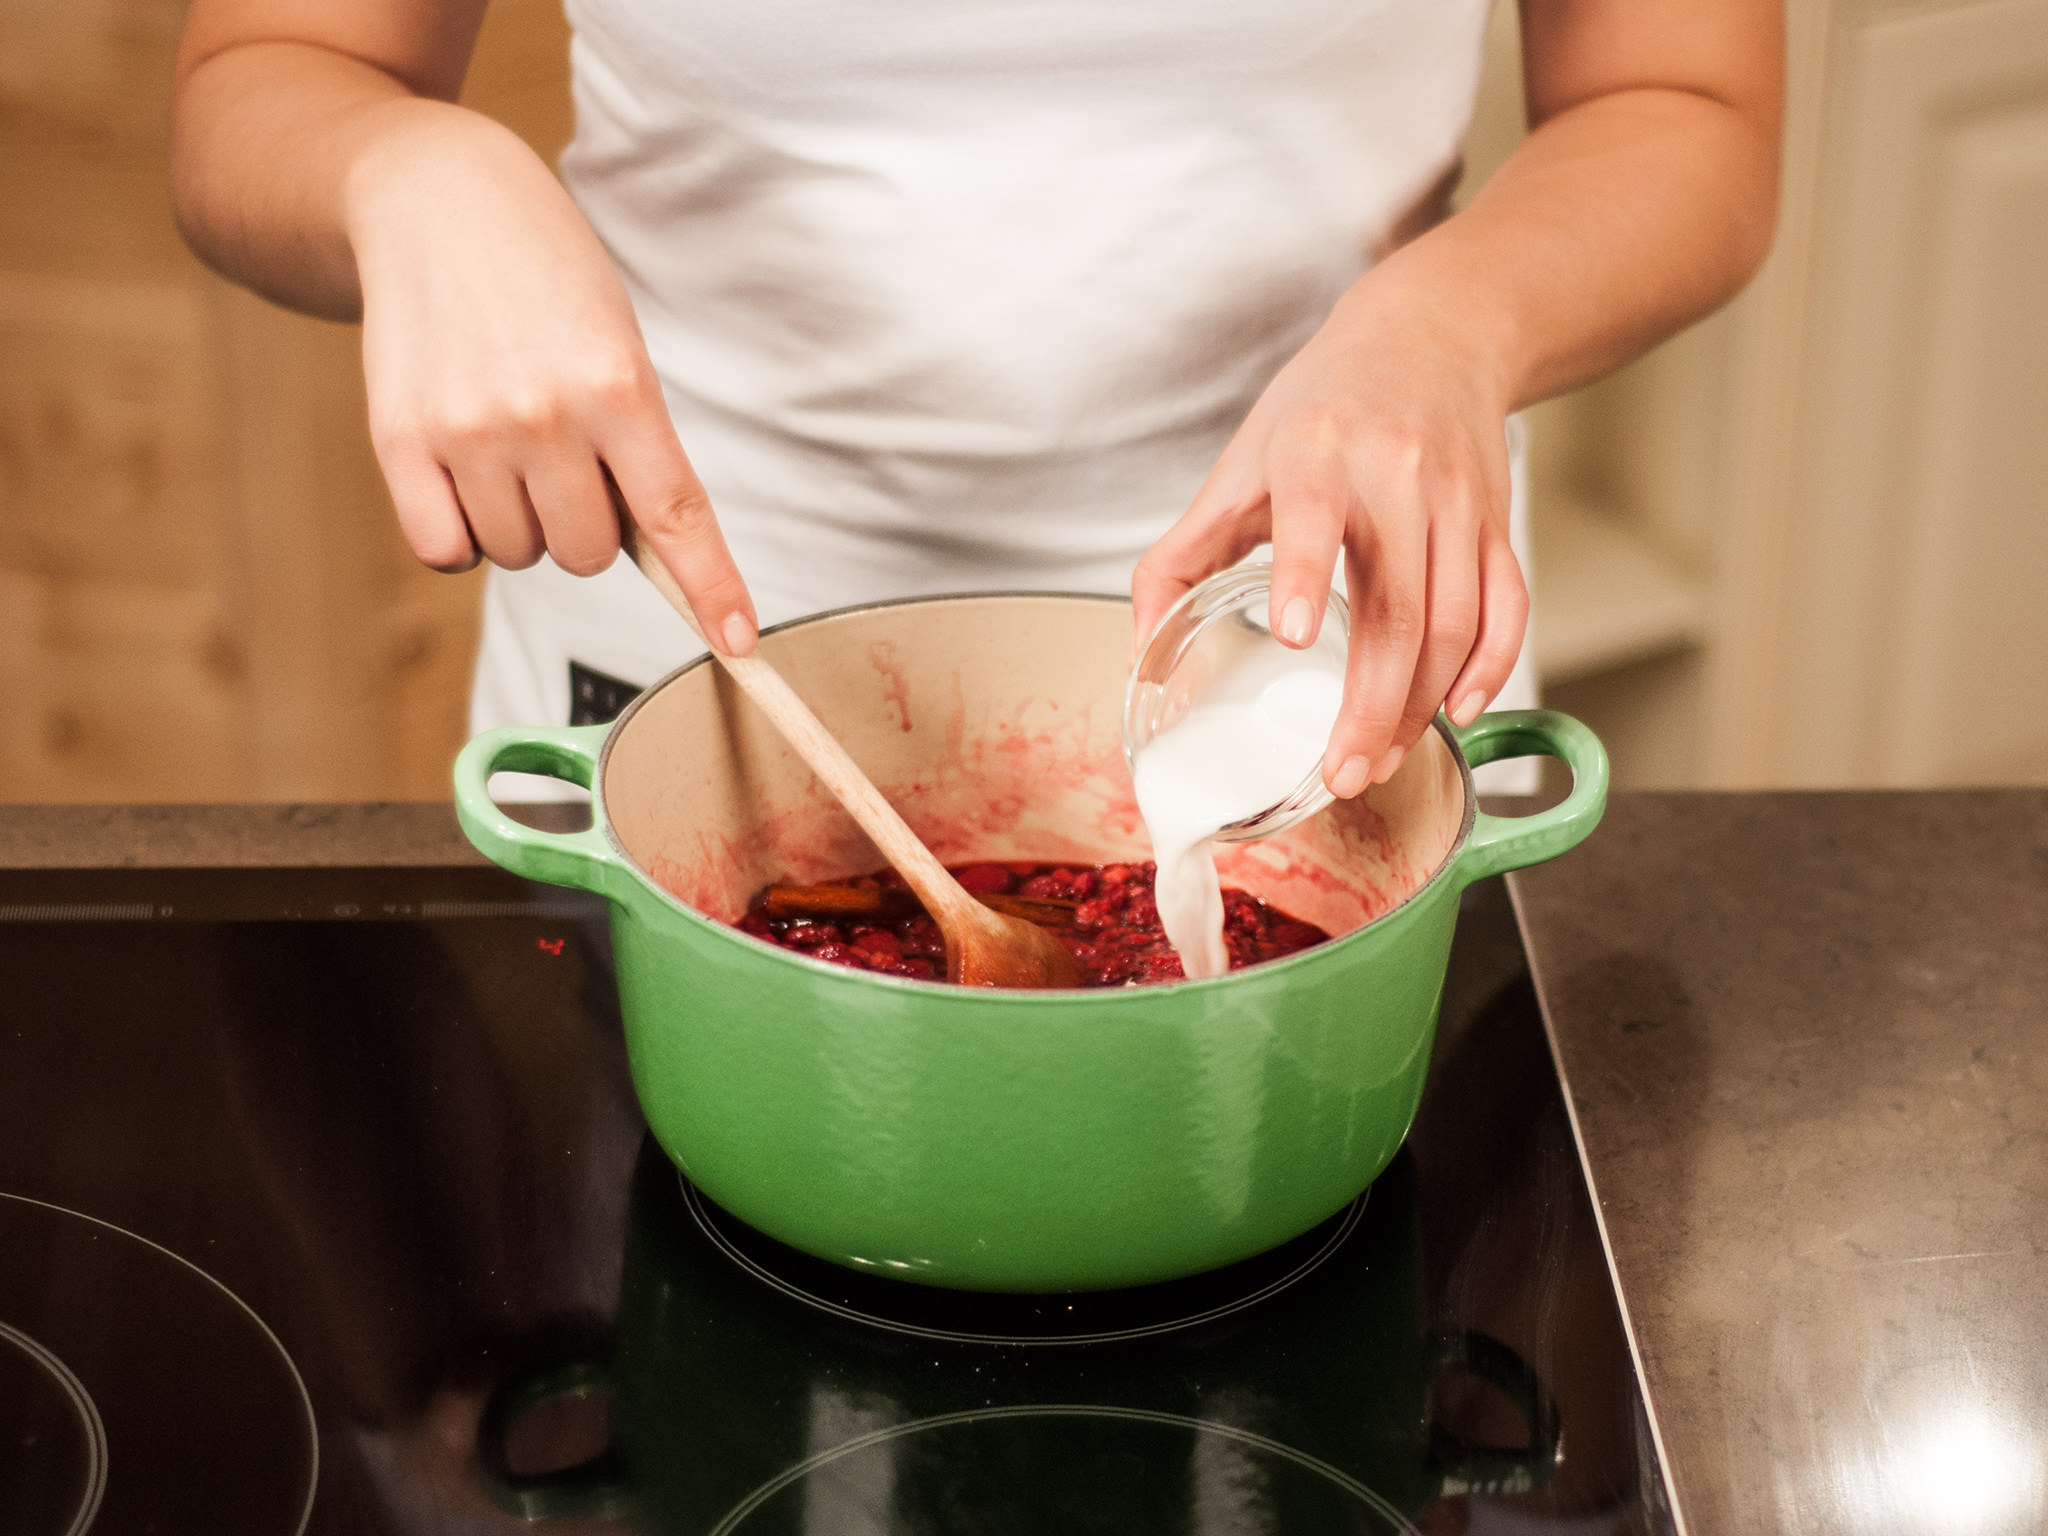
1131, 634, 1345, 979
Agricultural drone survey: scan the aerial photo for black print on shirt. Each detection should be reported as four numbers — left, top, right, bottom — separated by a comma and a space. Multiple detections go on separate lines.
568, 661, 645, 727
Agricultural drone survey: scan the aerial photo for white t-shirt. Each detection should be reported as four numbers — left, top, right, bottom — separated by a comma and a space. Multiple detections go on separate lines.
471, 0, 1536, 777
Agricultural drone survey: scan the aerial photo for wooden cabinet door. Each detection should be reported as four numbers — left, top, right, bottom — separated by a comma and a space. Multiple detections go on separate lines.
1758, 0, 2048, 785
0, 0, 571, 802
1656, 0, 2048, 787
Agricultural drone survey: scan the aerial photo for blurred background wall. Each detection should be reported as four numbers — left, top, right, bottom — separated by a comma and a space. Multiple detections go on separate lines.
3, 0, 2045, 802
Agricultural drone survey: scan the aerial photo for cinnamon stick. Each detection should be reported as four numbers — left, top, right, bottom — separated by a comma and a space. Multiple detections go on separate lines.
762, 883, 1078, 928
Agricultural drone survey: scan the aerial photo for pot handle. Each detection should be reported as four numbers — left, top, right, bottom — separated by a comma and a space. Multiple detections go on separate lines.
453, 723, 622, 897
1450, 710, 1609, 885
1425, 1328, 1564, 1498
476, 1358, 630, 1520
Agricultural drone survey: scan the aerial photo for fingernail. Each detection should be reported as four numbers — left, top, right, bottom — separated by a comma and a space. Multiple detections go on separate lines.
721, 612, 758, 656
1329, 755, 1372, 799
1278, 597, 1316, 648
1451, 691, 1488, 727
1373, 745, 1408, 784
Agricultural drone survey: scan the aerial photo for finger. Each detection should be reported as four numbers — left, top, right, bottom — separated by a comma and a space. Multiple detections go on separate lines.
521, 447, 621, 578
1264, 442, 1348, 649
1322, 489, 1429, 797
1390, 509, 1484, 752
600, 410, 758, 656
1445, 524, 1529, 727
444, 456, 547, 570
1130, 439, 1270, 648
375, 438, 480, 574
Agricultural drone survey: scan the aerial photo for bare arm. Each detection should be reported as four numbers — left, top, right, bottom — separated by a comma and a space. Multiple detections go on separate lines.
1413, 0, 1781, 406
171, 3, 484, 319
1135, 0, 1782, 795
170, 1, 760, 652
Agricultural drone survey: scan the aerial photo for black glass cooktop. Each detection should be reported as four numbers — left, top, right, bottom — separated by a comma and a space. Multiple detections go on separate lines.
0, 862, 1669, 1535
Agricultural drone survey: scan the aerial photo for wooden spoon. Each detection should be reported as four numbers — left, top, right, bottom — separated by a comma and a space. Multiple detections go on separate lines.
618, 519, 1082, 989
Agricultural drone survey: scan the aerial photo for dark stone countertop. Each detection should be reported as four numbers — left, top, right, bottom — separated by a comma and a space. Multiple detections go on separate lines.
1508, 789, 2048, 1536
7, 792, 2044, 1532
0, 801, 578, 868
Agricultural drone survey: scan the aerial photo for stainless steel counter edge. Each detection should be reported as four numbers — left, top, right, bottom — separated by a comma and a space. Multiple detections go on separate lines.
0, 803, 586, 869
1509, 870, 1692, 1536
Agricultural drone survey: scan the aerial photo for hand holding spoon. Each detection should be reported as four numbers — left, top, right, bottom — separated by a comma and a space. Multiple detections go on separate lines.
618, 517, 1081, 989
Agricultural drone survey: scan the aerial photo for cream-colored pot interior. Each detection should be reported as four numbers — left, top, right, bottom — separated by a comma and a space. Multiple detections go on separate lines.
601, 595, 1466, 944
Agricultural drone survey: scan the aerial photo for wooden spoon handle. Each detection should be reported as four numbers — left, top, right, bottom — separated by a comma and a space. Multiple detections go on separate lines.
618, 520, 977, 928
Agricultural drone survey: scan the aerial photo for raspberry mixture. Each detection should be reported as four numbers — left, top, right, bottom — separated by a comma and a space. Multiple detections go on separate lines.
733, 861, 1331, 987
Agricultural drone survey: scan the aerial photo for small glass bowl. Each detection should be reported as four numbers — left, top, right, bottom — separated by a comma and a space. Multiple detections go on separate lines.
1123, 562, 1350, 845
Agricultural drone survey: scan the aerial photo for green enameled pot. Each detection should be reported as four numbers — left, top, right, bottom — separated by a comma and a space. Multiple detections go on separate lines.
453, 593, 1605, 1292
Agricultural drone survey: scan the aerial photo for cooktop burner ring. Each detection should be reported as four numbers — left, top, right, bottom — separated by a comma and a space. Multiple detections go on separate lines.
709, 1405, 1423, 1535
0, 1319, 108, 1536
0, 1194, 319, 1536
681, 1173, 1367, 1345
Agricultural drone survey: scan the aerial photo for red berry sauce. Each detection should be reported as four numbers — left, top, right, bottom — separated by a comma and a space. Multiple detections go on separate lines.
734, 861, 1331, 987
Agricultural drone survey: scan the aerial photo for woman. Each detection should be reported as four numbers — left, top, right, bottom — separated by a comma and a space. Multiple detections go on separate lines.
170, 0, 1778, 798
